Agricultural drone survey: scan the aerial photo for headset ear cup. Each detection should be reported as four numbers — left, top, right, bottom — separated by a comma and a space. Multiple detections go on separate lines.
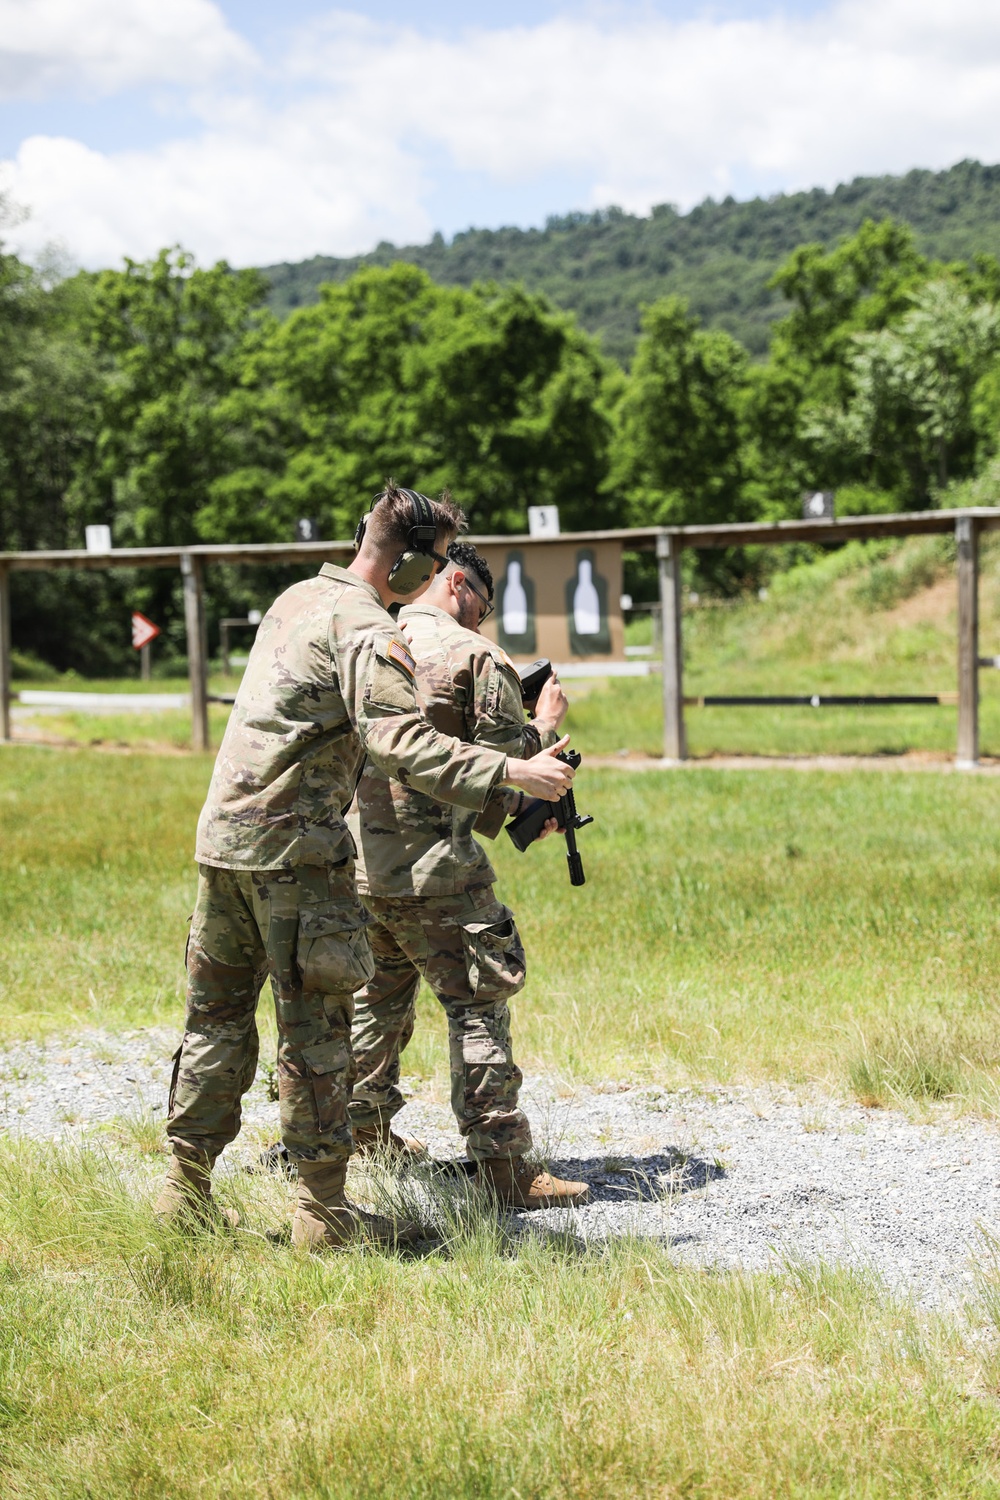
387, 552, 435, 595
375, 488, 440, 593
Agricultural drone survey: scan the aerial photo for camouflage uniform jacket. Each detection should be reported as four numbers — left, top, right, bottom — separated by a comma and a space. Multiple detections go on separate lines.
350, 602, 558, 899
196, 567, 507, 871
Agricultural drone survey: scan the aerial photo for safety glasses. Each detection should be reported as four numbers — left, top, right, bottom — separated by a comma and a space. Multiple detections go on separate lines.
463, 572, 495, 623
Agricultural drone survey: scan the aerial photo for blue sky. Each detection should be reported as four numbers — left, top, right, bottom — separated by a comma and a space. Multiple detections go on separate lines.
1, 0, 998, 269
223, 1, 835, 43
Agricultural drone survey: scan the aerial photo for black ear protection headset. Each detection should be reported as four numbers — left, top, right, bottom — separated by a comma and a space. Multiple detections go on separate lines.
354, 487, 449, 595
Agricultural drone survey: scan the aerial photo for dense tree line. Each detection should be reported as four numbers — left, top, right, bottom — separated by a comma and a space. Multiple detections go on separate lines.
264, 159, 1000, 361
3, 211, 1000, 673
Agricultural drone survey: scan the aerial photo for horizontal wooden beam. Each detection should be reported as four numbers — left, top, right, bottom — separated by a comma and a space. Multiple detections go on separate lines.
0, 540, 358, 572
2, 508, 999, 571
685, 693, 960, 707
669, 507, 1000, 550
440, 508, 1000, 551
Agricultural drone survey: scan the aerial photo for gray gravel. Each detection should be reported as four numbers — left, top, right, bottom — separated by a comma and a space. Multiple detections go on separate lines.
3, 1028, 999, 1307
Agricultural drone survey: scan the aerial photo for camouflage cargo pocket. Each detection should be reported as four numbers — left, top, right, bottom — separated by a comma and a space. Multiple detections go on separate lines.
460, 905, 526, 1003
300, 1037, 351, 1133
298, 907, 375, 996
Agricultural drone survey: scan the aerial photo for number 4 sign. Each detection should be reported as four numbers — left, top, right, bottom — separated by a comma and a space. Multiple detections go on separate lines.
131, 611, 161, 650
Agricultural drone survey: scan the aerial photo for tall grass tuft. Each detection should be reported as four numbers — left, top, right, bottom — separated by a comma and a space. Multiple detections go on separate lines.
847, 1021, 988, 1109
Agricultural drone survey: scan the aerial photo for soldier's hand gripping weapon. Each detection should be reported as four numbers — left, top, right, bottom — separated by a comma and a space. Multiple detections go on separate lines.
505, 749, 593, 886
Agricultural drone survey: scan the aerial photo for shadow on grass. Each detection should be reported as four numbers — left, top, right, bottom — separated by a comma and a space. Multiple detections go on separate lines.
312, 1145, 728, 1262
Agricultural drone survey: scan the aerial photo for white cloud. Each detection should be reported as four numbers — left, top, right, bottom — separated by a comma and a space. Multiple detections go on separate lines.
5, 0, 1000, 269
6, 110, 431, 268
287, 2, 1000, 210
0, 0, 252, 100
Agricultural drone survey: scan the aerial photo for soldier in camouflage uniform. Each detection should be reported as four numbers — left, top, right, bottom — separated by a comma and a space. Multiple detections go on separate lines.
348, 542, 590, 1209
155, 488, 577, 1248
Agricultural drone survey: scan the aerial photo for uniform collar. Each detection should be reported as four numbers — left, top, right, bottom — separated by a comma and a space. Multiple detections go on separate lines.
319, 563, 383, 607
398, 602, 453, 622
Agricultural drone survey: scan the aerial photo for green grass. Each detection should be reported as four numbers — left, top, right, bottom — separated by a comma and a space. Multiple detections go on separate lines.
568, 673, 1000, 758
14, 704, 234, 750
573, 532, 1000, 758
5, 747, 1000, 1113
0, 749, 205, 1037
3, 1139, 1000, 1498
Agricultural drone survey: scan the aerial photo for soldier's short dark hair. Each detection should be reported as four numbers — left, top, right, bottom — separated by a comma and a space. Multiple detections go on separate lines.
367, 480, 466, 552
447, 541, 493, 601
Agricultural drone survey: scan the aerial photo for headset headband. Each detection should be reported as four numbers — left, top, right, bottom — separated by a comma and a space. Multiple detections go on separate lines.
354, 486, 445, 596
355, 487, 438, 553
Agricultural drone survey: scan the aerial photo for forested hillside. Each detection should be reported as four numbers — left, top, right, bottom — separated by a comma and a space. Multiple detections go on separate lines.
263, 160, 1000, 361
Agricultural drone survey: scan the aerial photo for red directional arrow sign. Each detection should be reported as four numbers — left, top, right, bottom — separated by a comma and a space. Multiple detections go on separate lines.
131, 611, 161, 650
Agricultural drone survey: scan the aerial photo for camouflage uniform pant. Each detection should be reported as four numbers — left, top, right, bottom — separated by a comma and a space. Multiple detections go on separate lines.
349, 886, 532, 1161
166, 862, 374, 1166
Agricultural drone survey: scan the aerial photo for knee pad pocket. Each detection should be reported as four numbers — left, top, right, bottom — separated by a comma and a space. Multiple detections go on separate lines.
459, 905, 526, 1003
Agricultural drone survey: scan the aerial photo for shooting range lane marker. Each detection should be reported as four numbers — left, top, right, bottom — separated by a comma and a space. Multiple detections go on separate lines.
553, 661, 650, 677
15, 691, 189, 713
3, 1028, 998, 1311
130, 612, 160, 651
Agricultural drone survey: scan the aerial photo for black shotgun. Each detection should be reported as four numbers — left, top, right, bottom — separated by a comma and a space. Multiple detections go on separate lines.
505, 750, 593, 887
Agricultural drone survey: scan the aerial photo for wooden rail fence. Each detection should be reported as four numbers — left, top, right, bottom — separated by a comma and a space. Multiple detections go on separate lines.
1, 506, 998, 763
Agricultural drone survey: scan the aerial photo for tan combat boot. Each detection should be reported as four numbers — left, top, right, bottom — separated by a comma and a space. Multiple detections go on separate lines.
477, 1155, 590, 1210
154, 1153, 239, 1229
291, 1159, 423, 1251
352, 1120, 426, 1161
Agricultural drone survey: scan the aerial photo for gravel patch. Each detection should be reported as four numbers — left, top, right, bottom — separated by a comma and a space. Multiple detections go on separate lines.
3, 1029, 999, 1307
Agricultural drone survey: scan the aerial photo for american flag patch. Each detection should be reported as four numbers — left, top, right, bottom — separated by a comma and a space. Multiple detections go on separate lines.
387, 639, 416, 676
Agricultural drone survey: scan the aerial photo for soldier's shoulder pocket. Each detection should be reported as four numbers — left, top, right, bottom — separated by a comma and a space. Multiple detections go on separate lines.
482, 641, 519, 674
366, 635, 419, 711
478, 645, 522, 717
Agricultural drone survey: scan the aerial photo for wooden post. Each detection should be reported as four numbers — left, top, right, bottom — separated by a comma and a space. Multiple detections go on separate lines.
650, 602, 662, 658
0, 564, 11, 743
181, 552, 210, 752
140, 641, 151, 681
657, 532, 686, 761
956, 513, 980, 768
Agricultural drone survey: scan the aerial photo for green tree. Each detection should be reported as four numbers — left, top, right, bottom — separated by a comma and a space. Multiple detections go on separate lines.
812, 280, 1000, 502
244, 264, 615, 537
0, 271, 96, 555
0, 217, 136, 673
608, 295, 752, 529
78, 248, 271, 547
769, 219, 931, 384
753, 219, 994, 510
64, 248, 277, 659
